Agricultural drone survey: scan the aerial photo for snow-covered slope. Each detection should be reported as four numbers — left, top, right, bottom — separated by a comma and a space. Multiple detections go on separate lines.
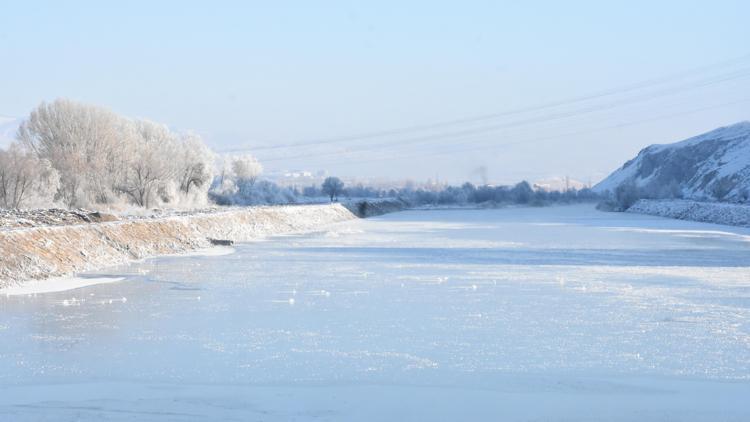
0, 116, 21, 149
594, 122, 750, 202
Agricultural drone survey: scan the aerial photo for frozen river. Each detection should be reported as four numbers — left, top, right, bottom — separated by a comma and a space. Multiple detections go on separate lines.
2, 204, 750, 421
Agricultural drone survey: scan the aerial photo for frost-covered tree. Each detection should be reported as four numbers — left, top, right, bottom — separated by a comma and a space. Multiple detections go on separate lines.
0, 143, 60, 209
17, 99, 129, 207
16, 99, 217, 209
214, 155, 234, 191
322, 177, 344, 202
207, 153, 297, 206
118, 123, 215, 208
117, 120, 179, 207
231, 155, 263, 196
173, 133, 215, 206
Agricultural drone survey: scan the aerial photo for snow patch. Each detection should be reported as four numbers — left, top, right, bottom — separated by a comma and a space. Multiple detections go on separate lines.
1, 276, 124, 296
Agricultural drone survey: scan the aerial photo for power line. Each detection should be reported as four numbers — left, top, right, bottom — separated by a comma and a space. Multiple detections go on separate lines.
279, 96, 750, 167
220, 52, 750, 153
255, 68, 750, 163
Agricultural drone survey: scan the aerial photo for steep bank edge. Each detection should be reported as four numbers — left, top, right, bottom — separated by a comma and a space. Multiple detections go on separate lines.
0, 200, 406, 288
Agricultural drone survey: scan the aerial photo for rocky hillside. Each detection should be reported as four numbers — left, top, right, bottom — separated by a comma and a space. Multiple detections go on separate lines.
594, 122, 750, 202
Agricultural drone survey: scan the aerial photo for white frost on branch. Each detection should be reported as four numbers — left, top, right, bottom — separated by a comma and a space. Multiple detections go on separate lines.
8, 99, 215, 209
0, 144, 60, 209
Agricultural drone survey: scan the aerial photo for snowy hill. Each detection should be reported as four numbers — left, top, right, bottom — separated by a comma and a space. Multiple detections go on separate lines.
594, 122, 750, 202
533, 176, 587, 192
0, 116, 20, 149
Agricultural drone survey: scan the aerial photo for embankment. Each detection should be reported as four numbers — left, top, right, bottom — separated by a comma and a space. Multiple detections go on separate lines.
0, 200, 405, 288
626, 199, 750, 227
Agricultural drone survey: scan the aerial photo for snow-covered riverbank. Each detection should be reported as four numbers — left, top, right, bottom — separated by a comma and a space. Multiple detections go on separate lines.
0, 200, 406, 289
627, 199, 750, 227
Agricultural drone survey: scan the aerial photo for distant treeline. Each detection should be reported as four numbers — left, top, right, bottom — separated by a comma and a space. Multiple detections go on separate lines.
303, 181, 601, 206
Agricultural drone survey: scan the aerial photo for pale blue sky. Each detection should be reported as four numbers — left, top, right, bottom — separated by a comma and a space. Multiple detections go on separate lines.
1, 1, 749, 183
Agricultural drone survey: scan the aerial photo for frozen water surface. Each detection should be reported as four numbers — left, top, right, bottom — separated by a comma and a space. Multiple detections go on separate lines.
1, 204, 750, 421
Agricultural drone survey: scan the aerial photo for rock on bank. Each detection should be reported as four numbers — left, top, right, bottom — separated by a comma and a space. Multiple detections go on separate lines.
626, 199, 750, 227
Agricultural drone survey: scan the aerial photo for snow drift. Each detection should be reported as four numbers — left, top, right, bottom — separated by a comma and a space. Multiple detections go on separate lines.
594, 122, 750, 202
0, 200, 405, 288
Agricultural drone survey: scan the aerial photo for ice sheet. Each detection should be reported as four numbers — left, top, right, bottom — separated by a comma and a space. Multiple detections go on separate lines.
1, 204, 749, 421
